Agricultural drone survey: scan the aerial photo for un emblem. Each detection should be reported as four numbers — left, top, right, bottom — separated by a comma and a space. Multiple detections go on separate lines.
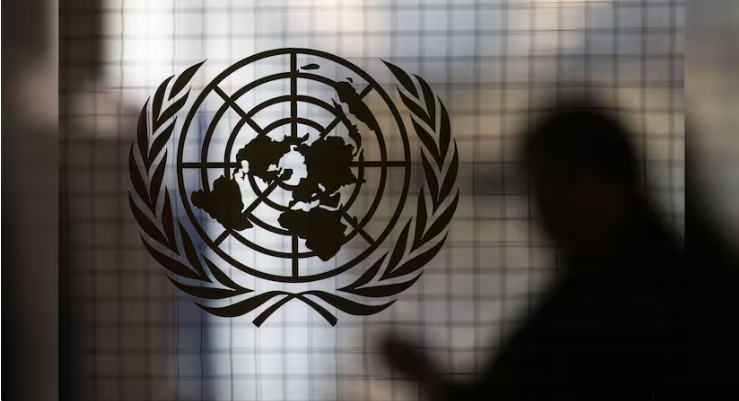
129, 48, 459, 326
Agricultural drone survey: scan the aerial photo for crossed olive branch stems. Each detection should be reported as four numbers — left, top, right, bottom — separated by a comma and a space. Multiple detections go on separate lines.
129, 56, 459, 326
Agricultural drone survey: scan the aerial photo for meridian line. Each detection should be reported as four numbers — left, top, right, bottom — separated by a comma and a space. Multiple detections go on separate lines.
292, 235, 299, 277
290, 52, 298, 138
342, 212, 374, 244
214, 230, 231, 246
243, 179, 281, 215
213, 180, 280, 247
213, 86, 265, 135
358, 84, 374, 98
319, 117, 342, 140
319, 84, 375, 140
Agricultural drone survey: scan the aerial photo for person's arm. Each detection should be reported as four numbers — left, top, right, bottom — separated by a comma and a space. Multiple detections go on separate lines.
380, 335, 477, 401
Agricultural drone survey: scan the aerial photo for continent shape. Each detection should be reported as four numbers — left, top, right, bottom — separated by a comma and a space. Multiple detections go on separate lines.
191, 175, 253, 231
278, 208, 347, 261
191, 132, 361, 261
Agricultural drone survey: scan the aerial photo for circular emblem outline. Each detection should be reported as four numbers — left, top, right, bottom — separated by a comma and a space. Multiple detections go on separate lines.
129, 48, 460, 326
176, 48, 411, 283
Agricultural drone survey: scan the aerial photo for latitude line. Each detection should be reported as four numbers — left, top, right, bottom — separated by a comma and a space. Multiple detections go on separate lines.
318, 84, 375, 140
213, 86, 265, 135
342, 212, 374, 244
292, 235, 299, 277
290, 52, 298, 138
229, 231, 252, 250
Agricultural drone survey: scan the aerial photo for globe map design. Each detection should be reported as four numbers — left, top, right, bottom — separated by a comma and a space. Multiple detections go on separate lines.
176, 48, 412, 283
191, 128, 362, 262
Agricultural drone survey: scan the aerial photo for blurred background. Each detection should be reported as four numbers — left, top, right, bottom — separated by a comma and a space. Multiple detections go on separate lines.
5, 0, 712, 400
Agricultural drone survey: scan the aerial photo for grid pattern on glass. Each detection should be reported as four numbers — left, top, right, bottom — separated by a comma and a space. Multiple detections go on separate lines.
61, 0, 684, 400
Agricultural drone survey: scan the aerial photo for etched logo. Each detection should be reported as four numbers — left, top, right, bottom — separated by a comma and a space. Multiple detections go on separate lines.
129, 48, 459, 326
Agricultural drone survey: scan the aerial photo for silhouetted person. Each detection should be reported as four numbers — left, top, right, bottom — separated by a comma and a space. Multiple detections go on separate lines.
382, 101, 687, 400
684, 123, 739, 397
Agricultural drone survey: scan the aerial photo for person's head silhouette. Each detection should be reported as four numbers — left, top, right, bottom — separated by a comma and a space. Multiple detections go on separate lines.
521, 101, 641, 254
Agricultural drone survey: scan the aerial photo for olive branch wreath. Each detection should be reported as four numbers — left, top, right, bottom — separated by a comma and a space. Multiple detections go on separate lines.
129, 60, 459, 327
